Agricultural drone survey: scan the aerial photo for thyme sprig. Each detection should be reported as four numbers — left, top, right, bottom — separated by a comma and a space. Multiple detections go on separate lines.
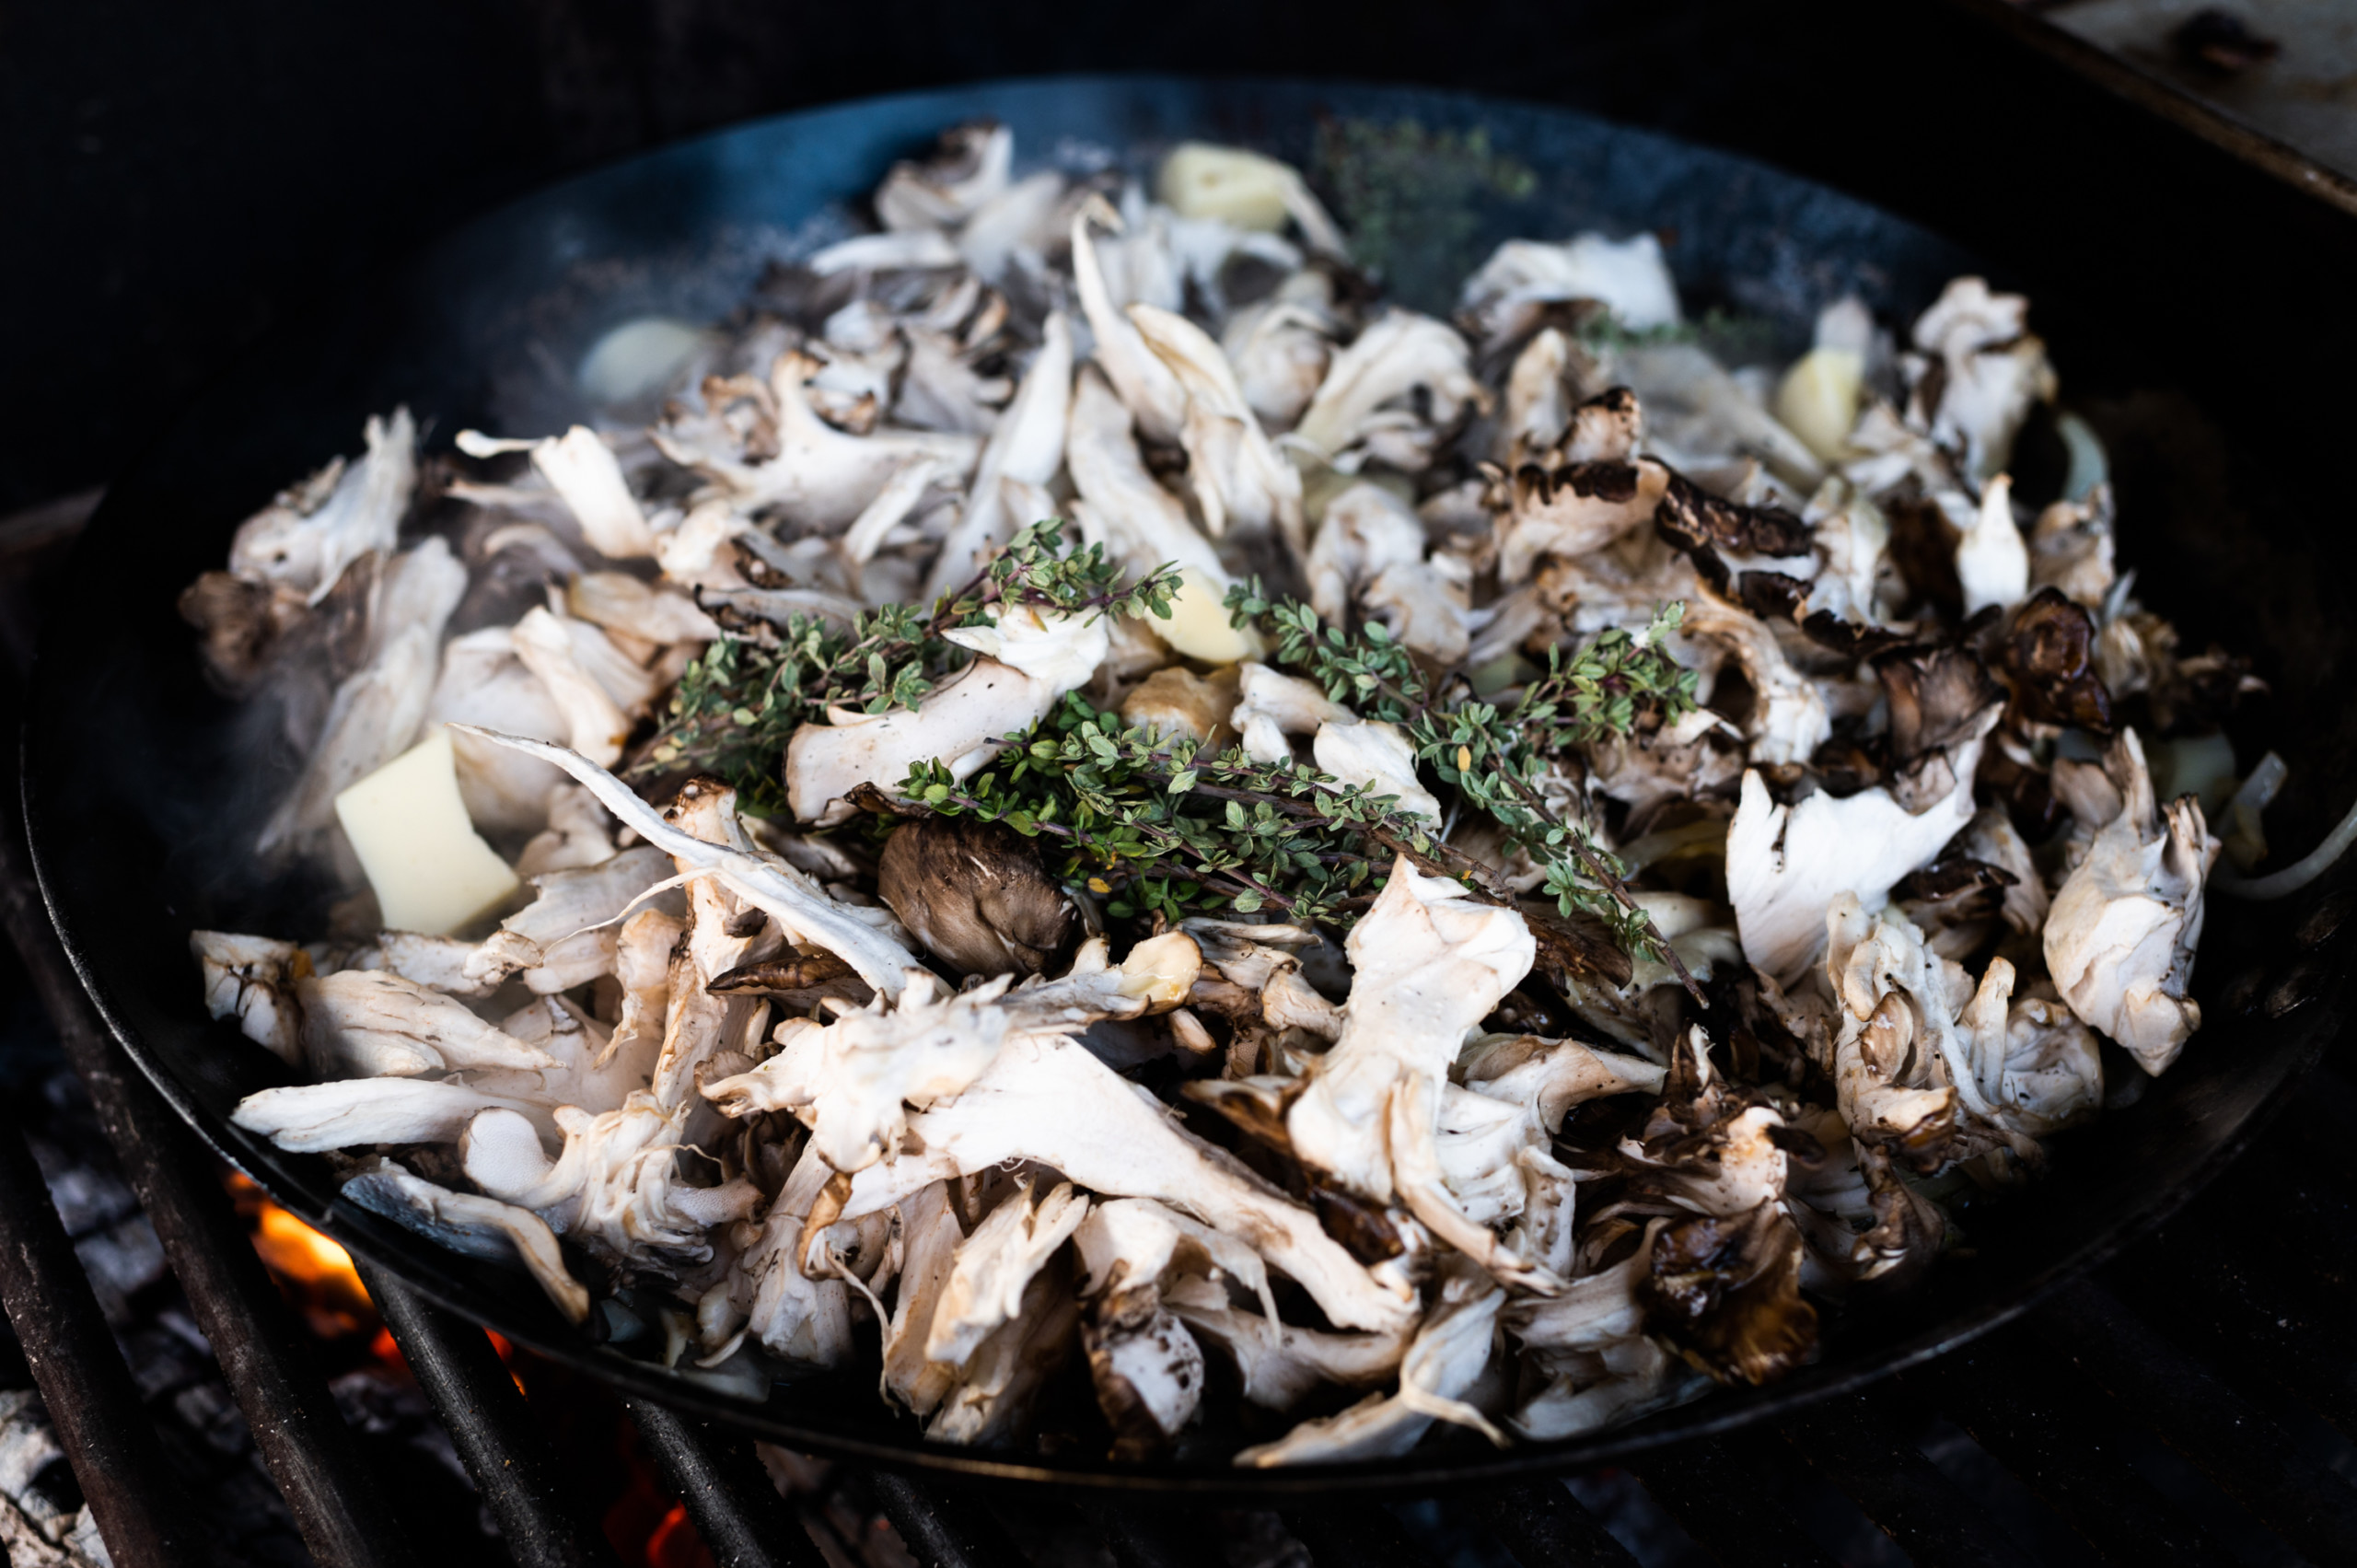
1225, 582, 1702, 987
904, 694, 1477, 926
631, 520, 1178, 812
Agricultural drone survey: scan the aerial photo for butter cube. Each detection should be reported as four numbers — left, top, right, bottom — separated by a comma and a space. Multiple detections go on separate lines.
1155, 566, 1265, 664
1773, 346, 1865, 465
334, 729, 522, 935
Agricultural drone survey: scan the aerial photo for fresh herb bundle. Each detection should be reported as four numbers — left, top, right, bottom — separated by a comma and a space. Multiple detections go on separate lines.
633, 514, 1696, 970
630, 521, 1178, 812
908, 587, 1697, 972
1227, 582, 1698, 954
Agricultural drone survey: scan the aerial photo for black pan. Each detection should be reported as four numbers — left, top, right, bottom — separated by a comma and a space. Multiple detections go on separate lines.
24, 75, 2352, 1494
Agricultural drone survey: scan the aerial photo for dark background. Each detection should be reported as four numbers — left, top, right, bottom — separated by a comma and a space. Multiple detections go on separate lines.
6, 0, 2354, 519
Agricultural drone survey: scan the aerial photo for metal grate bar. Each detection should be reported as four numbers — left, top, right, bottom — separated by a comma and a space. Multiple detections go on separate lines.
1064, 1496, 1227, 1568
1905, 1337, 2240, 1566
1629, 1439, 1840, 1567
1768, 1393, 2039, 1568
362, 1263, 621, 1568
865, 1471, 1028, 1568
1462, 1479, 1640, 1567
2030, 1277, 2357, 1564
626, 1400, 829, 1568
1279, 1504, 1446, 1568
2100, 1238, 2357, 1448
0, 805, 424, 1568
0, 1114, 202, 1568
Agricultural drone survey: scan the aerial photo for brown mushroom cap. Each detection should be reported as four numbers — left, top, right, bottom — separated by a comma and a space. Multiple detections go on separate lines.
877, 814, 1081, 979
1995, 587, 2114, 732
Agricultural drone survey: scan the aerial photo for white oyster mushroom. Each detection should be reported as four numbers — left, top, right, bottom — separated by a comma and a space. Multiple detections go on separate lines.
296, 970, 558, 1080
192, 932, 308, 1065
458, 844, 676, 995
1953, 474, 2029, 617
883, 1182, 967, 1415
1065, 375, 1255, 667
1460, 233, 1681, 351
925, 1179, 1091, 1365
1130, 303, 1306, 552
1804, 477, 1898, 626
1289, 310, 1484, 470
1615, 343, 1824, 489
606, 908, 682, 1069
923, 312, 1074, 599
655, 353, 979, 532
343, 1162, 588, 1322
1312, 720, 1442, 819
425, 627, 573, 832
1074, 1199, 1281, 1326
1962, 807, 2049, 935
1232, 662, 1353, 763
1307, 482, 1425, 626
1827, 896, 2098, 1160
1236, 1265, 1507, 1466
1910, 277, 2055, 485
2045, 730, 2220, 1074
1287, 859, 1550, 1290
924, 1260, 1082, 1446
704, 972, 1014, 1174
511, 606, 634, 768
1457, 1032, 1666, 1131
1223, 280, 1339, 431
232, 1077, 550, 1154
1726, 698, 1998, 985
1362, 552, 1474, 666
228, 408, 417, 601
954, 170, 1065, 285
465, 994, 657, 1115
806, 230, 962, 273
454, 729, 927, 995
1503, 327, 1576, 455
709, 937, 1200, 1177
565, 572, 722, 645
1165, 1276, 1409, 1413
457, 427, 657, 560
1677, 598, 1831, 767
773, 1025, 1413, 1333
840, 455, 958, 565
875, 122, 1013, 231
1072, 200, 1188, 444
1492, 457, 1670, 585
1064, 366, 1221, 578
783, 657, 1074, 827
1504, 1236, 1650, 1355
258, 538, 468, 854
941, 601, 1111, 691
517, 783, 618, 878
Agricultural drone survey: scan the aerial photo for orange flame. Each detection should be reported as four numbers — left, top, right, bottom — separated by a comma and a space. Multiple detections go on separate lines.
226, 1170, 377, 1339
225, 1168, 712, 1568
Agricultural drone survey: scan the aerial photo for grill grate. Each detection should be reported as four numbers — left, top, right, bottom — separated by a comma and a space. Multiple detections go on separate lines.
0, 515, 2350, 1568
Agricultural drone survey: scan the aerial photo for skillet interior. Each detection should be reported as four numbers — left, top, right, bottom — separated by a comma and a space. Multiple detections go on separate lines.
24, 74, 2354, 1493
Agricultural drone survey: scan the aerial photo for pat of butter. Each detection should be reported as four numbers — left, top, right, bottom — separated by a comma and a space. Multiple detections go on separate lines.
1155, 566, 1265, 664
334, 729, 521, 935
1773, 346, 1865, 465
1157, 144, 1297, 232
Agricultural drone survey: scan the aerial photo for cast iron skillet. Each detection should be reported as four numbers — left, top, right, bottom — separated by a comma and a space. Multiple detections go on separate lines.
24, 75, 2353, 1493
